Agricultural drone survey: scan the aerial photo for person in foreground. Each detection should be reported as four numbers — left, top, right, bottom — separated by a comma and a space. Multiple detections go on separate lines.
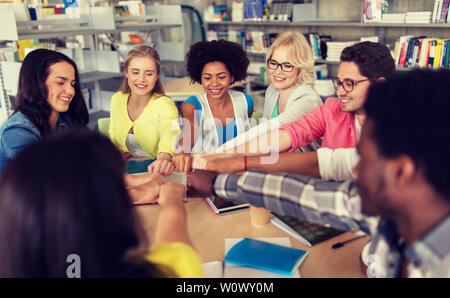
188, 69, 450, 278
109, 45, 180, 176
0, 49, 89, 176
0, 130, 202, 278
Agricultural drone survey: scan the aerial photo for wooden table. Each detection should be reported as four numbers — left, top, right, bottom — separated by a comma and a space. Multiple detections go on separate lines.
136, 197, 369, 278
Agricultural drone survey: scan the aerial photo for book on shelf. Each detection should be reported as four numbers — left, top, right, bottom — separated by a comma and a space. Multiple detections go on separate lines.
439, 0, 450, 23
270, 213, 344, 247
405, 11, 432, 24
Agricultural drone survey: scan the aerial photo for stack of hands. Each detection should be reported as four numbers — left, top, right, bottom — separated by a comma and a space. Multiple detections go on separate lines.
125, 152, 238, 205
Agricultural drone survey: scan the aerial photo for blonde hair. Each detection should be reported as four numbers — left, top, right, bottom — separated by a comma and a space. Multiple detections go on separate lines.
265, 32, 315, 86
119, 45, 165, 95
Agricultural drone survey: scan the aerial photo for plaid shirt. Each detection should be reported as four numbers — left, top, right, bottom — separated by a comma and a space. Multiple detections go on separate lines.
214, 170, 450, 278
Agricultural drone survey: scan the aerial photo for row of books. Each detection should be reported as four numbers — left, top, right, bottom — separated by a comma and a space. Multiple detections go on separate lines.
207, 30, 279, 54
381, 11, 434, 24
363, 0, 394, 23
432, 0, 450, 23
364, 0, 450, 24
307, 33, 332, 60
114, 1, 145, 17
394, 36, 450, 69
210, 0, 299, 23
0, 1, 84, 22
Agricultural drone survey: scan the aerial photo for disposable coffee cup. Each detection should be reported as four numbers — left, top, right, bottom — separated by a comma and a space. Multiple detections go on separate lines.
249, 205, 271, 227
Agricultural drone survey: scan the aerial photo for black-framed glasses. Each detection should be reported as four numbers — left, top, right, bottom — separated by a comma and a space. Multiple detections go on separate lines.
267, 59, 295, 72
332, 77, 371, 92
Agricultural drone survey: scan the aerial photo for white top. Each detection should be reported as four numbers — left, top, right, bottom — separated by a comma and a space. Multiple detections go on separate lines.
192, 91, 251, 153
126, 133, 150, 158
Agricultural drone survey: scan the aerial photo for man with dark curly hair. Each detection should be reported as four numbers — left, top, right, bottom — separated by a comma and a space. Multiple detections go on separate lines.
172, 39, 254, 172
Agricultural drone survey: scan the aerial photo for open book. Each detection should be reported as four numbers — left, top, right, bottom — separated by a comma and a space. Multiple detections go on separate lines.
270, 213, 344, 247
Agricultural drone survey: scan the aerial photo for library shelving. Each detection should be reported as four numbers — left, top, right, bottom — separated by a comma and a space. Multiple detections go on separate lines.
0, 5, 183, 126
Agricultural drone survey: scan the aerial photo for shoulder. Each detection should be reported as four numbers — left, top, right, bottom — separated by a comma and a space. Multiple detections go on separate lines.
290, 85, 321, 101
182, 95, 202, 110
243, 92, 254, 103
110, 91, 128, 107
2, 112, 39, 133
146, 242, 203, 278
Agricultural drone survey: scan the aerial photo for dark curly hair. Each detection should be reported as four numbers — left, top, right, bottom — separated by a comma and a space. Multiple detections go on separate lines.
14, 49, 89, 137
341, 41, 395, 79
186, 39, 249, 84
0, 129, 169, 277
364, 69, 450, 201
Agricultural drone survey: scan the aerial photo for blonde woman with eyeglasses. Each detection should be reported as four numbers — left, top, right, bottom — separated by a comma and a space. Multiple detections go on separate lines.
215, 31, 322, 154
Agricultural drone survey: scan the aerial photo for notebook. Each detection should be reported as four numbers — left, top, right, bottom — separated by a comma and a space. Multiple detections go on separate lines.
126, 159, 154, 174
224, 238, 308, 276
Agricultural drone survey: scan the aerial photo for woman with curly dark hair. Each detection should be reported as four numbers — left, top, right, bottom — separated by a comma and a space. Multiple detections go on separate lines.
172, 39, 254, 172
0, 49, 89, 176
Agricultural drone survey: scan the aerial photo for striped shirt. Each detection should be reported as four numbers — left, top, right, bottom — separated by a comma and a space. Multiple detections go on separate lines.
213, 170, 450, 278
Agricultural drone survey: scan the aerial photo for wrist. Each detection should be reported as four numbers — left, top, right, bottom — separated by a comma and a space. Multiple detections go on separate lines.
157, 152, 172, 161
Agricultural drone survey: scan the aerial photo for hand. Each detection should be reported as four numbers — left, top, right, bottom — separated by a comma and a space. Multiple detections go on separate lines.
121, 150, 132, 160
128, 175, 165, 205
124, 172, 165, 188
192, 153, 243, 173
158, 182, 187, 207
172, 152, 192, 174
148, 153, 174, 176
187, 169, 218, 198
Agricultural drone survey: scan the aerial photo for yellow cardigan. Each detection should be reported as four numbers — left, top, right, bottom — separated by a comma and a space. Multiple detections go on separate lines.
109, 92, 181, 159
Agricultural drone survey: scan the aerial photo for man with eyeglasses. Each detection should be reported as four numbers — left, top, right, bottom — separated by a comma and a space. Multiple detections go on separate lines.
193, 42, 395, 181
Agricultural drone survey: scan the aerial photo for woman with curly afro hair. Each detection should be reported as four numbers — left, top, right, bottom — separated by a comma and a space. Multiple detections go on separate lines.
172, 39, 254, 173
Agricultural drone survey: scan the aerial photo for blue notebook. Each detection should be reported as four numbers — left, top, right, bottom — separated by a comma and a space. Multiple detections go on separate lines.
224, 238, 308, 276
126, 159, 154, 174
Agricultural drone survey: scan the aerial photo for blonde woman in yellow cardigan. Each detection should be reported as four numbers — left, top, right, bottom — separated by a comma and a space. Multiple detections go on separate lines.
109, 45, 180, 176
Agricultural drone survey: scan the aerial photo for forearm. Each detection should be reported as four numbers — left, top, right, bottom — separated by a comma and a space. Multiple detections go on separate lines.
154, 204, 192, 246
232, 130, 292, 154
247, 151, 320, 178
213, 171, 372, 233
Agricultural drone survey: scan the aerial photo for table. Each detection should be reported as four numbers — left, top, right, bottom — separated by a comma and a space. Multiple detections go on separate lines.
135, 197, 369, 278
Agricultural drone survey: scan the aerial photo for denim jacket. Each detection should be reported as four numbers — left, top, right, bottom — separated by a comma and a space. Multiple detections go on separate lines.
0, 111, 70, 176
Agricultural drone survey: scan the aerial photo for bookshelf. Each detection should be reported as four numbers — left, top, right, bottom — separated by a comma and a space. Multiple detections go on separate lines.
206, 0, 450, 71
0, 4, 183, 126
203, 0, 450, 110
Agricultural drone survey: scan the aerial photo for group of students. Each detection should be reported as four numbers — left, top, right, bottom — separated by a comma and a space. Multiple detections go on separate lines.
0, 29, 448, 277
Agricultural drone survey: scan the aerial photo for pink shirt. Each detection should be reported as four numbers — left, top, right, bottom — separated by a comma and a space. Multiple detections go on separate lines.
280, 98, 357, 152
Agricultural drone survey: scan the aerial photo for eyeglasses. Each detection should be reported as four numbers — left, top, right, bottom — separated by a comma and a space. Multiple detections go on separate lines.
332, 77, 372, 92
267, 59, 295, 73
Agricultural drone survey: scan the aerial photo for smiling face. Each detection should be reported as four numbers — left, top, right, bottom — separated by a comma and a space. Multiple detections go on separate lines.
335, 61, 372, 115
125, 56, 159, 97
45, 61, 76, 117
267, 45, 300, 92
201, 61, 233, 100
